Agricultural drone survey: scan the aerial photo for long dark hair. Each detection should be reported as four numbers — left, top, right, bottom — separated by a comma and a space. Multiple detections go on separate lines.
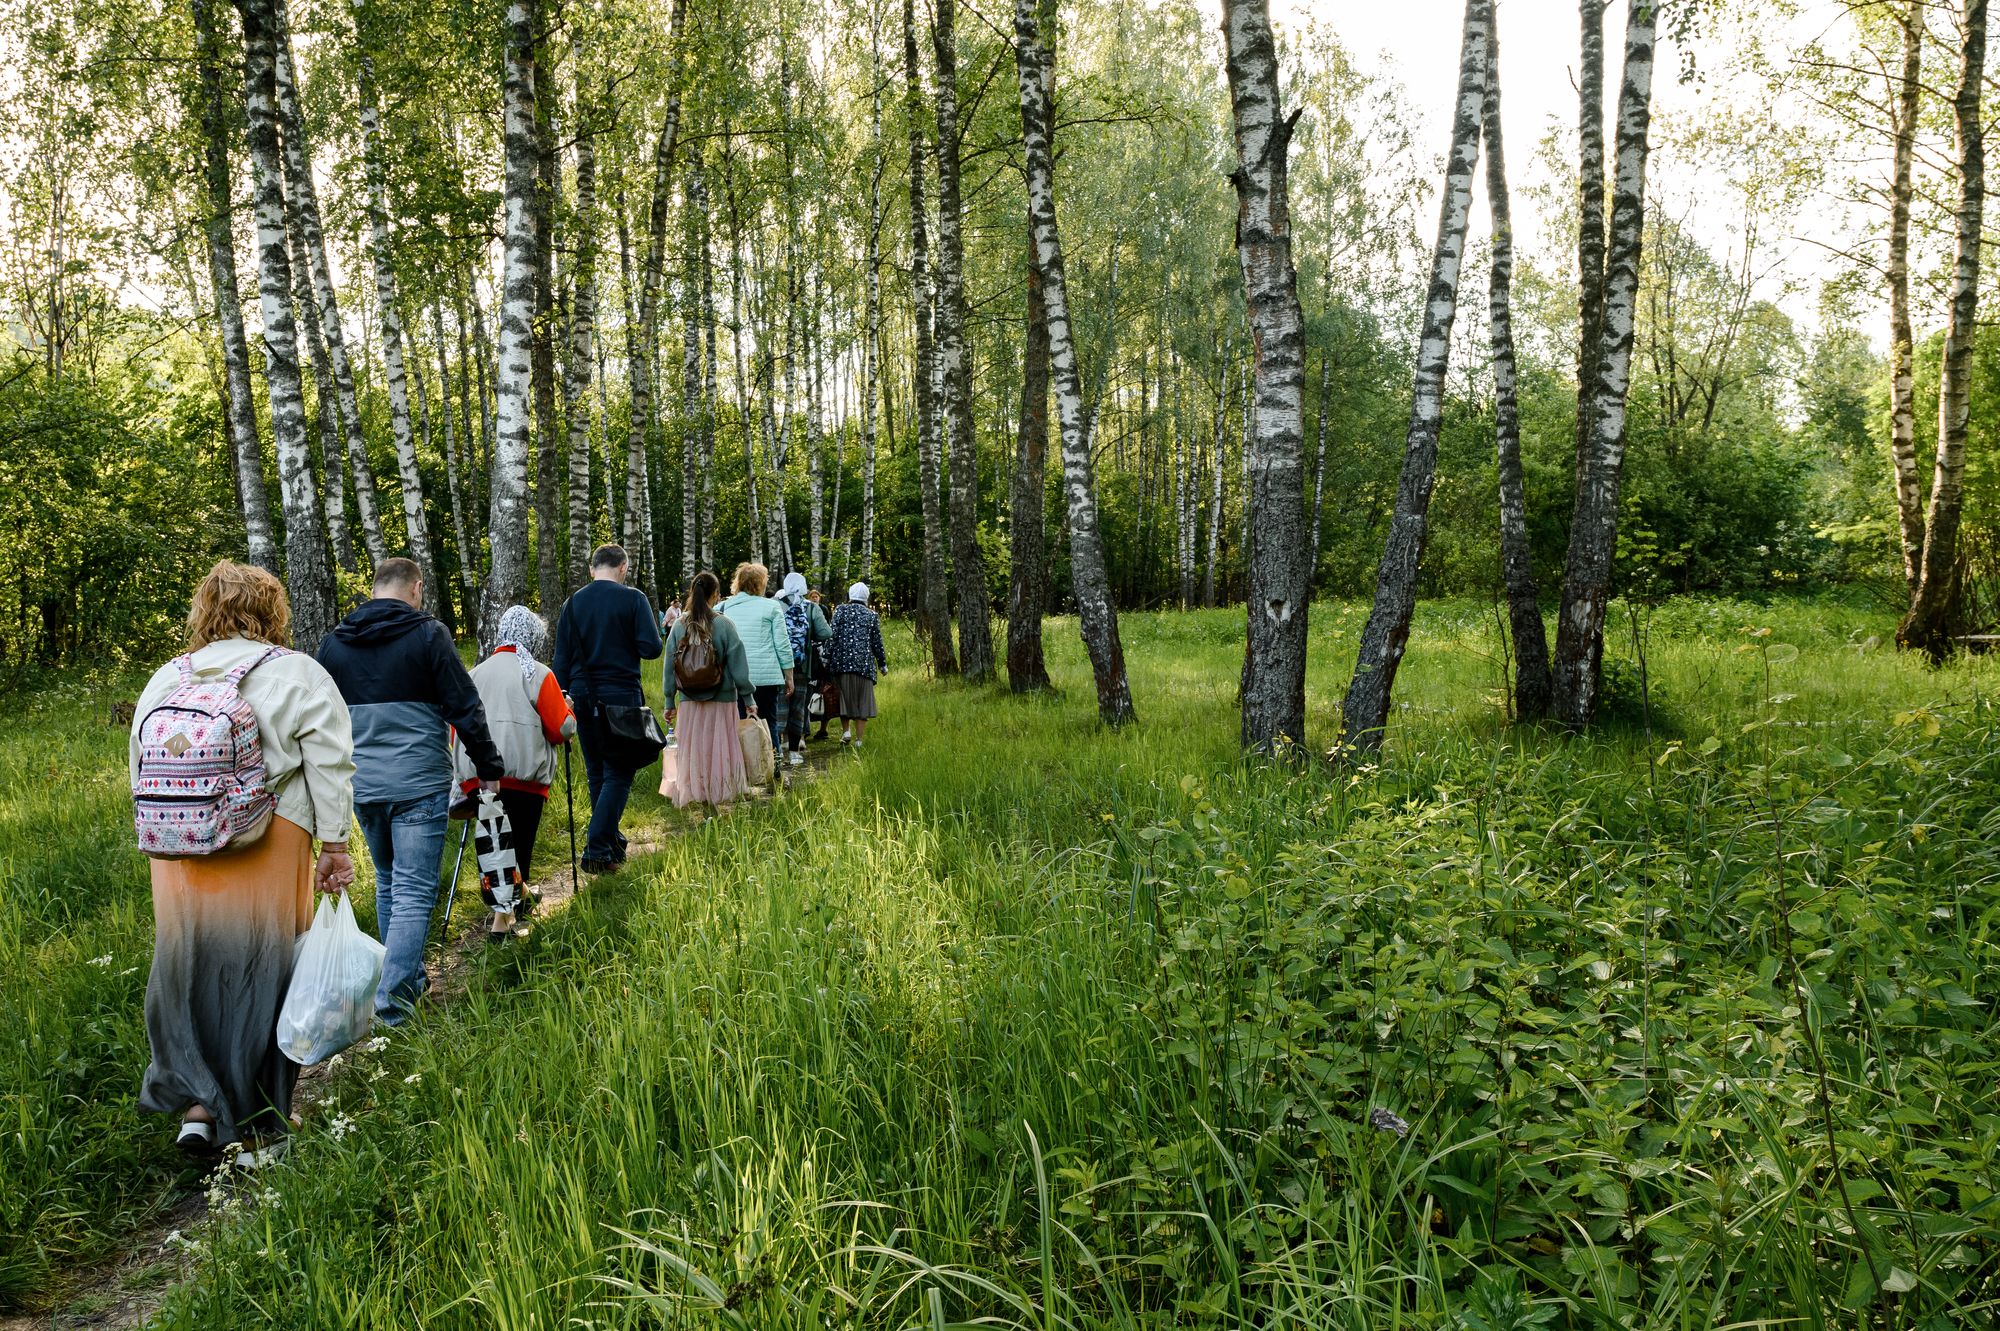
682, 571, 721, 638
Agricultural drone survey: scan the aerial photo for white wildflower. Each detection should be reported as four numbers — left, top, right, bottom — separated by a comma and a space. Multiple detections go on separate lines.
328, 1113, 355, 1141
403, 1073, 422, 1085
87, 954, 113, 967
362, 1035, 390, 1054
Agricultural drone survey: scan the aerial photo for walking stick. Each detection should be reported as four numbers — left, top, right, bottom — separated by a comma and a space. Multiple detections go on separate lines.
563, 742, 579, 895
437, 817, 471, 944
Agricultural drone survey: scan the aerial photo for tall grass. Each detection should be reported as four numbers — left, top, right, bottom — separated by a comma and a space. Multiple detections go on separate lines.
5, 598, 1998, 1326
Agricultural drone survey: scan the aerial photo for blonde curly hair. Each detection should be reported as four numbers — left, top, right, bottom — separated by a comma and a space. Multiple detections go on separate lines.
187, 560, 292, 650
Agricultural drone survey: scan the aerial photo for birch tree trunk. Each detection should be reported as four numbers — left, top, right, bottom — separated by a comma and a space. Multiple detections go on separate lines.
192, 0, 277, 573
1887, 1, 1924, 598
1899, 0, 1986, 660
1203, 343, 1229, 608
1574, 0, 1608, 480
1223, 0, 1311, 754
861, 2, 884, 581
1007, 220, 1052, 692
1339, 0, 1490, 754
483, 0, 540, 645
235, 0, 334, 652
616, 195, 653, 576
1484, 27, 1552, 721
905, 0, 957, 676
1551, 0, 1657, 726
1015, 0, 1134, 724
350, 0, 436, 606
531, 50, 564, 614
272, 0, 387, 566
679, 159, 707, 585
443, 299, 482, 612
564, 68, 603, 598
933, 0, 994, 680
291, 219, 353, 575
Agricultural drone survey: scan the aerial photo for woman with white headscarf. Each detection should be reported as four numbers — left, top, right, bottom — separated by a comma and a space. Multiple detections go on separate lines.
772, 571, 831, 767
453, 605, 577, 895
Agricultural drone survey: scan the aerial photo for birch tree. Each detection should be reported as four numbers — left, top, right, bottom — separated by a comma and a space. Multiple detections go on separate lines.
1899, 0, 1986, 660
435, 302, 479, 615
1886, 1, 1923, 598
861, 0, 885, 581
1015, 0, 1134, 725
1223, 0, 1311, 754
933, 0, 994, 681
1339, 0, 1490, 754
349, 0, 436, 607
234, 0, 334, 651
483, 0, 540, 643
1551, 0, 1657, 727
1574, 0, 1608, 481
272, 0, 386, 565
1007, 222, 1051, 692
905, 0, 956, 676
191, 0, 276, 573
1484, 25, 1551, 720
679, 158, 706, 585
565, 64, 603, 597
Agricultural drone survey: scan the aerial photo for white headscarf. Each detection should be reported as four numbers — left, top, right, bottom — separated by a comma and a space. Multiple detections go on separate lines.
848, 581, 870, 605
496, 604, 549, 685
778, 571, 809, 604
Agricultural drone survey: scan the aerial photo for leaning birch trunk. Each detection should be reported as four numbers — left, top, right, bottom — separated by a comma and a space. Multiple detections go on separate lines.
1550, 0, 1657, 727
1015, 0, 1134, 724
565, 69, 603, 598
1007, 221, 1052, 693
933, 0, 995, 681
1338, 0, 1490, 755
350, 0, 436, 607
290, 217, 353, 575
192, 0, 277, 573
273, 0, 386, 566
1223, 0, 1311, 754
617, 196, 652, 573
905, 0, 956, 676
1899, 0, 1986, 661
1574, 0, 1608, 481
1887, 1, 1924, 598
1484, 27, 1552, 721
861, 7, 884, 581
234, 0, 335, 652
483, 0, 540, 645
437, 302, 480, 613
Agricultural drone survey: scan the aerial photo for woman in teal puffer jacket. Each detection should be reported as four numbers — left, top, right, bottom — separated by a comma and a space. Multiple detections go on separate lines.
715, 562, 794, 755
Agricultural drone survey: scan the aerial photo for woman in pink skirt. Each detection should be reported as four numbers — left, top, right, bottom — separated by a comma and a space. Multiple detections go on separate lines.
662, 571, 756, 808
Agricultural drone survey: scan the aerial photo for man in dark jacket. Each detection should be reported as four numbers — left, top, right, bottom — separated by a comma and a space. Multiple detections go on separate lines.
553, 544, 663, 873
318, 558, 503, 1024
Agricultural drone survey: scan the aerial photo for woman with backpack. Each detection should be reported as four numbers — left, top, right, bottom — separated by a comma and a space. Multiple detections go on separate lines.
129, 561, 356, 1165
715, 563, 794, 758
773, 572, 831, 767
663, 571, 756, 808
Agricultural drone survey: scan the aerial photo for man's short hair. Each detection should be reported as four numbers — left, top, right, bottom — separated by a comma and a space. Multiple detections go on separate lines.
373, 557, 422, 594
591, 544, 629, 570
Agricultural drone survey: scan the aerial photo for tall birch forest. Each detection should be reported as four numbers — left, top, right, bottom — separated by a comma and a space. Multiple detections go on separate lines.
3, 0, 1999, 730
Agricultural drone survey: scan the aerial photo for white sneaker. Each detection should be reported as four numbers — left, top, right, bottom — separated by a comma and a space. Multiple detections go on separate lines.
788, 750, 805, 767
841, 729, 852, 744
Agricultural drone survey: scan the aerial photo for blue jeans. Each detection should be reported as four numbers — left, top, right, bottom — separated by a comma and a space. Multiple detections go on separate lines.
574, 695, 638, 863
355, 790, 451, 1024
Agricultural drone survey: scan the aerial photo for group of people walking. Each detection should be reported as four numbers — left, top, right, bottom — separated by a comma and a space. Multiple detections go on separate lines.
127, 545, 886, 1164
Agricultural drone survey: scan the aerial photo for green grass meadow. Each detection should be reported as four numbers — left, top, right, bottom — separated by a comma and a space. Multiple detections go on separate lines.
4, 599, 1999, 1326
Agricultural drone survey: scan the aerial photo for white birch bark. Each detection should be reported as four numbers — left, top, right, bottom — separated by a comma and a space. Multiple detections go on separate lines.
349, 0, 435, 605
192, 0, 277, 572
905, 0, 956, 675
483, 0, 540, 645
861, 2, 883, 581
679, 159, 707, 585
1887, 1, 1924, 599
235, 0, 334, 651
1900, 0, 1986, 659
1340, 0, 1490, 754
1224, 0, 1311, 753
565, 67, 603, 597
272, 0, 387, 565
1015, 0, 1134, 724
1551, 0, 1657, 726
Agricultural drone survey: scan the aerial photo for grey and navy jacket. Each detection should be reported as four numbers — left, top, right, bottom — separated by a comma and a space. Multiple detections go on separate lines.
316, 599, 503, 804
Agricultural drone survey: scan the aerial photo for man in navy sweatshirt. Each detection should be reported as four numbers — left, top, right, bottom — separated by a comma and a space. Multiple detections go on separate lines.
553, 544, 663, 873
318, 558, 504, 1024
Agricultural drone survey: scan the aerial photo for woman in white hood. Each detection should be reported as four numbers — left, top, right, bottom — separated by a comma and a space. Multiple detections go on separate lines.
772, 571, 831, 766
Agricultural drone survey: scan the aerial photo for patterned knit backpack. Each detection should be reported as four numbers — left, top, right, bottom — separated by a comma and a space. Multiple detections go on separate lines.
133, 647, 287, 858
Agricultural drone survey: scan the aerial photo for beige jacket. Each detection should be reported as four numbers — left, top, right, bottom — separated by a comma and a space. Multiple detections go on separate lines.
450, 649, 577, 795
130, 637, 356, 841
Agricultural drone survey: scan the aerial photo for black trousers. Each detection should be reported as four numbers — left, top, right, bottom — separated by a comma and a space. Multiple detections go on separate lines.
498, 788, 546, 878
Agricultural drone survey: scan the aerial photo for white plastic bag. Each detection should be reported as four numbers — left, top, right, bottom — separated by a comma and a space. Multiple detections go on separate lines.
277, 894, 385, 1065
